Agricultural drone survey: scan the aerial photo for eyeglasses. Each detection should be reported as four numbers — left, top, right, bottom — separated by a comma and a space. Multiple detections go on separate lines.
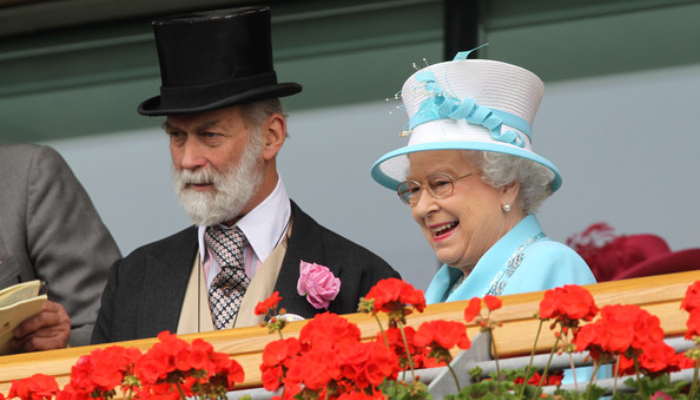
397, 172, 475, 206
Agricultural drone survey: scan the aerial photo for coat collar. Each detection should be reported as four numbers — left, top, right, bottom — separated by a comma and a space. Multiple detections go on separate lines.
274, 201, 333, 318
425, 214, 544, 303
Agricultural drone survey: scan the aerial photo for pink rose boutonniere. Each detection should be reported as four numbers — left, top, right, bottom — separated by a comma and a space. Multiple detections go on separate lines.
297, 260, 341, 309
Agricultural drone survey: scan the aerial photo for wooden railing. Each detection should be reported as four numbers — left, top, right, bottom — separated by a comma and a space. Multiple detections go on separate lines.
1, 270, 697, 393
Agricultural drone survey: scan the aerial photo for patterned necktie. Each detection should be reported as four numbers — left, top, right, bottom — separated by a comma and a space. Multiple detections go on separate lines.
205, 226, 250, 329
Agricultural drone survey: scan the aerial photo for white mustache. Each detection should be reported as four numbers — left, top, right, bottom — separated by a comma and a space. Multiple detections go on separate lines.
177, 169, 219, 187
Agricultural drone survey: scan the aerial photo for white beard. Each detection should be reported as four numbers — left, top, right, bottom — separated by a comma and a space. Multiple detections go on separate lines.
173, 135, 263, 227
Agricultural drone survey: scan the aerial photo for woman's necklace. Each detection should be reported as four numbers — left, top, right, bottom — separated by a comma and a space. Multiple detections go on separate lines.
483, 232, 545, 296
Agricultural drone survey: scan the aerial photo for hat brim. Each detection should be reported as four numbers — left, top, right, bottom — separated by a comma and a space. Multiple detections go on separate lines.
370, 140, 562, 193
137, 82, 302, 116
613, 248, 700, 281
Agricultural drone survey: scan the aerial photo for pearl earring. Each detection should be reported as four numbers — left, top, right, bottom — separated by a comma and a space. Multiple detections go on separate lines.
502, 203, 511, 212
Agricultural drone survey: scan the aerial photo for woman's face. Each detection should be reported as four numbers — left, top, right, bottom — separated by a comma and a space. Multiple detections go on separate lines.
407, 150, 520, 273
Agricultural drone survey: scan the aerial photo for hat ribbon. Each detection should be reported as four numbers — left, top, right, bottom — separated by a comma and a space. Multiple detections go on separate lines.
407, 70, 531, 148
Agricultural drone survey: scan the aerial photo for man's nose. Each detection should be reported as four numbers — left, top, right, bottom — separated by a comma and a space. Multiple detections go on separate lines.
177, 140, 207, 170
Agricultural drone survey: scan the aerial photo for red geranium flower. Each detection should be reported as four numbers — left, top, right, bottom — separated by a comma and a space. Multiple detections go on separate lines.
299, 312, 361, 351
381, 326, 424, 369
638, 341, 682, 375
571, 321, 600, 351
336, 392, 385, 400
676, 352, 696, 370
8, 374, 59, 400
135, 331, 190, 384
413, 320, 470, 365
358, 341, 401, 388
69, 345, 142, 398
681, 281, 700, 313
55, 383, 84, 400
262, 338, 302, 369
255, 291, 282, 316
539, 285, 598, 323
464, 297, 482, 322
220, 357, 245, 389
132, 330, 243, 396
364, 278, 426, 325
618, 341, 682, 377
331, 341, 399, 390
260, 338, 302, 391
598, 304, 663, 351
483, 295, 502, 311
463, 296, 503, 333
601, 319, 636, 354
514, 370, 564, 387
413, 320, 471, 351
261, 365, 285, 392
686, 308, 700, 339
286, 351, 333, 391
629, 308, 665, 349
275, 313, 398, 399
573, 303, 666, 367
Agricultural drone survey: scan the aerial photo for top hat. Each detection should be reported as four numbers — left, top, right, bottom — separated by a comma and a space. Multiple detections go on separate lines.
371, 50, 561, 193
138, 6, 302, 116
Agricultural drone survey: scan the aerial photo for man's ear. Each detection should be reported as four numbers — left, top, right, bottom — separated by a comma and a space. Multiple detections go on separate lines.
261, 113, 286, 161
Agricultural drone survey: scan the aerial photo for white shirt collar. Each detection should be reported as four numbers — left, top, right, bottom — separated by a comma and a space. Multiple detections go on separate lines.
198, 176, 291, 263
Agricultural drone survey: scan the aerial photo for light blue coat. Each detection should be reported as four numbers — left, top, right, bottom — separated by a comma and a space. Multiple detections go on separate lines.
425, 214, 596, 304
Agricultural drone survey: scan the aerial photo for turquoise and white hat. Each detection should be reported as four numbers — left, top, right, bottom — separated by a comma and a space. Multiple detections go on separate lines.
371, 51, 561, 193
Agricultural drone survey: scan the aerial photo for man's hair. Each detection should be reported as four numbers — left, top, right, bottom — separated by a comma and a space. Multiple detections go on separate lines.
239, 98, 285, 128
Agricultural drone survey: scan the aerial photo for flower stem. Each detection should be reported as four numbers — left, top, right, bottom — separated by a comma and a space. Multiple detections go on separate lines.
398, 321, 416, 381
613, 356, 620, 396
518, 320, 544, 398
567, 347, 578, 392
585, 362, 601, 400
487, 321, 504, 399
569, 354, 578, 391
175, 381, 188, 400
269, 310, 285, 339
530, 337, 560, 400
448, 363, 462, 392
689, 359, 700, 400
374, 312, 389, 348
633, 354, 643, 396
491, 330, 501, 380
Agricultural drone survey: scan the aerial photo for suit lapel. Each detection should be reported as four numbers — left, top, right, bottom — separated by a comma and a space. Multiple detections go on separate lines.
275, 201, 340, 318
138, 226, 199, 338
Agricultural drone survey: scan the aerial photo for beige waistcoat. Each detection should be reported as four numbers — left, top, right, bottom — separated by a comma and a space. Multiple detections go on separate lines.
177, 222, 291, 333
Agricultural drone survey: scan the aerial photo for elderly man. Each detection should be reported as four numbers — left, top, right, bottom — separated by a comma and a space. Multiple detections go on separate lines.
91, 6, 399, 344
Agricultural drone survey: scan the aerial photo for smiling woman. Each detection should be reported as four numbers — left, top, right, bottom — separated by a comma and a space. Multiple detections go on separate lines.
407, 150, 522, 275
370, 49, 596, 304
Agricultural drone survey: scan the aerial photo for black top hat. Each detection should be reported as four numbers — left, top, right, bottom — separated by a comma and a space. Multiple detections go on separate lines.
138, 6, 302, 116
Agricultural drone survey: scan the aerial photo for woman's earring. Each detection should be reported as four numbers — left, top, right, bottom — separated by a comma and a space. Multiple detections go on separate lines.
501, 203, 511, 212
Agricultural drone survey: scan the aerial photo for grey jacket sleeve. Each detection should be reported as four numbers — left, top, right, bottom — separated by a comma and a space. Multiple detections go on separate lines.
22, 145, 121, 346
